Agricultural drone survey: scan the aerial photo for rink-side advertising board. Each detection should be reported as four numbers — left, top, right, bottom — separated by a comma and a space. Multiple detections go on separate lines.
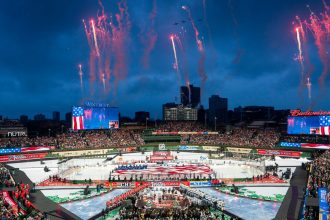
110, 181, 190, 188
0, 146, 54, 155
189, 181, 212, 187
0, 152, 48, 162
178, 145, 200, 151
257, 149, 301, 158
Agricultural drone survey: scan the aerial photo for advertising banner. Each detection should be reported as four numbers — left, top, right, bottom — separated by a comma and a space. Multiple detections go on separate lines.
149, 155, 174, 162
179, 145, 200, 151
202, 146, 219, 151
121, 147, 137, 152
318, 188, 330, 220
111, 181, 188, 188
227, 147, 252, 154
0, 153, 47, 162
257, 149, 301, 158
111, 182, 136, 188
189, 181, 212, 187
279, 142, 301, 148
153, 151, 171, 156
52, 148, 112, 157
152, 131, 219, 135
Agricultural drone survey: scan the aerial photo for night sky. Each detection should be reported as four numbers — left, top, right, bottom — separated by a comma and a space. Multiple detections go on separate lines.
0, 0, 329, 119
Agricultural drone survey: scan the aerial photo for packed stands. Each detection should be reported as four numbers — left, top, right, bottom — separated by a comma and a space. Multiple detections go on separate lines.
303, 150, 330, 219
0, 121, 285, 149
0, 164, 15, 188
185, 128, 280, 148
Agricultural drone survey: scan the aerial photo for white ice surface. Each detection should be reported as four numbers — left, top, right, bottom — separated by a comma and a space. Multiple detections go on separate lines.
8, 159, 60, 183
242, 186, 288, 196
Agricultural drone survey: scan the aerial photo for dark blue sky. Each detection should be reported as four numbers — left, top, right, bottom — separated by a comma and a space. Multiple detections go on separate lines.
0, 0, 329, 119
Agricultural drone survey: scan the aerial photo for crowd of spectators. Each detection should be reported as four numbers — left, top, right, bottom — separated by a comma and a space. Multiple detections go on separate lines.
305, 151, 330, 197
0, 195, 16, 220
0, 164, 15, 188
118, 204, 222, 220
156, 121, 206, 132
0, 129, 145, 149
0, 164, 16, 219
0, 121, 283, 149
185, 128, 280, 148
303, 150, 330, 219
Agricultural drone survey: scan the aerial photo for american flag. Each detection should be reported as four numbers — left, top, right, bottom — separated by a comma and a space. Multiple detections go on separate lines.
72, 107, 84, 130
319, 116, 330, 135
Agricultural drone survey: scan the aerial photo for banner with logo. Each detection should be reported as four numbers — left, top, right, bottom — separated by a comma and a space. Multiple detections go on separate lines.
257, 149, 301, 158
318, 187, 330, 220
0, 152, 48, 162
111, 182, 136, 188
202, 146, 219, 151
52, 148, 112, 157
179, 145, 200, 151
150, 155, 173, 162
152, 131, 219, 135
189, 181, 212, 187
227, 147, 252, 154
153, 151, 171, 156
122, 147, 137, 152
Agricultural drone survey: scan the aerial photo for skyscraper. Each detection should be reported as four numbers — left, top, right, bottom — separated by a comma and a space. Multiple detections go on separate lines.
208, 95, 228, 124
135, 111, 150, 122
52, 111, 60, 121
180, 84, 200, 108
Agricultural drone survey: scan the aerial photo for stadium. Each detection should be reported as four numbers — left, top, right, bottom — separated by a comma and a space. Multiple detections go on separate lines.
1, 1, 330, 220
0, 107, 329, 220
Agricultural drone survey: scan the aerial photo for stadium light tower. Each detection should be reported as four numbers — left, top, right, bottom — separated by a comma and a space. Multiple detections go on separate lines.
146, 117, 149, 129
214, 117, 217, 131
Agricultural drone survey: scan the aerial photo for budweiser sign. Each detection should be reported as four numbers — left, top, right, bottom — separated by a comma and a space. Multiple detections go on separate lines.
290, 109, 330, 116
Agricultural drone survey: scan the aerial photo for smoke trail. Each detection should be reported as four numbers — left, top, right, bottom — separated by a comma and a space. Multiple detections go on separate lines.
90, 20, 100, 57
308, 13, 328, 90
182, 5, 207, 88
202, 0, 217, 61
78, 64, 83, 88
112, 0, 131, 88
170, 34, 181, 83
141, 0, 158, 69
295, 27, 305, 82
175, 35, 190, 86
228, 0, 243, 65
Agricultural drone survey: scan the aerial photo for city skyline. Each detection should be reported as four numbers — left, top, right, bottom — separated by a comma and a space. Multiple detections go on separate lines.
1, 0, 330, 119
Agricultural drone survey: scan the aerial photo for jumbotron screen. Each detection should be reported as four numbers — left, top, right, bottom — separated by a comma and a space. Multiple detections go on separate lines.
72, 106, 119, 130
287, 115, 330, 135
